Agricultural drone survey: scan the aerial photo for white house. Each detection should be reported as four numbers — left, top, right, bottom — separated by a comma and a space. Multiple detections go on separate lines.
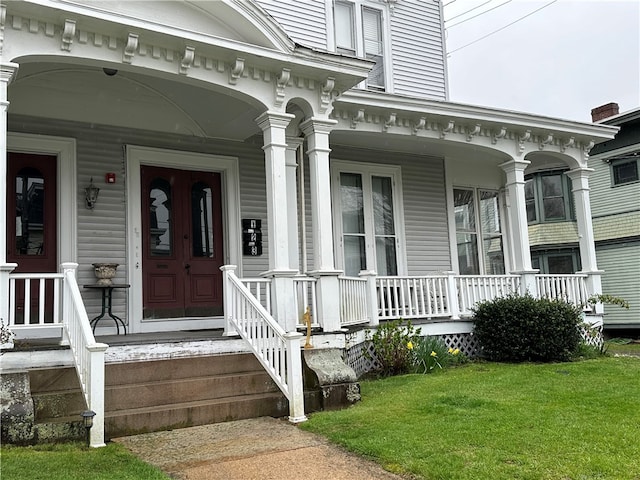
1, 0, 618, 447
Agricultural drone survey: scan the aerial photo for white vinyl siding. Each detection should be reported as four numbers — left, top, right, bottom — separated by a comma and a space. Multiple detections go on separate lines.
389, 0, 447, 99
257, 0, 328, 50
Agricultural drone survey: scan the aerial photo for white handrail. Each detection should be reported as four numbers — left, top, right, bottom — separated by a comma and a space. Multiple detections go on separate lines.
240, 278, 272, 313
222, 266, 306, 423
456, 275, 520, 315
294, 277, 319, 328
377, 275, 451, 320
535, 274, 590, 310
8, 273, 63, 327
338, 276, 369, 326
61, 263, 108, 448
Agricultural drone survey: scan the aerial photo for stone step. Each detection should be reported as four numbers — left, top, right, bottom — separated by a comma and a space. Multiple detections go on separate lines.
33, 416, 85, 443
105, 371, 280, 412
105, 392, 289, 439
33, 389, 86, 420
30, 367, 79, 394
105, 353, 264, 386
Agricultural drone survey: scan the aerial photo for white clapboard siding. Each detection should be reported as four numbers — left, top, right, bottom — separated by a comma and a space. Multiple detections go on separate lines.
257, 0, 328, 50
596, 242, 640, 327
389, 0, 447, 100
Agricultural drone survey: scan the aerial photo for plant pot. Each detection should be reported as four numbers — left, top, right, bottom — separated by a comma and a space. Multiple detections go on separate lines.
92, 263, 119, 286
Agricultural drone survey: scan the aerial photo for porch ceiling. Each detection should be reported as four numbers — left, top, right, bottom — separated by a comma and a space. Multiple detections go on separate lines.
9, 62, 264, 141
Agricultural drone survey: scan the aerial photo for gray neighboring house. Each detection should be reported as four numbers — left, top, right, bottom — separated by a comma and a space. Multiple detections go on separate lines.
589, 103, 640, 335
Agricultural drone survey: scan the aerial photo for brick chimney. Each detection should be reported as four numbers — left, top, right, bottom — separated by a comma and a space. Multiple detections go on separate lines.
591, 102, 619, 122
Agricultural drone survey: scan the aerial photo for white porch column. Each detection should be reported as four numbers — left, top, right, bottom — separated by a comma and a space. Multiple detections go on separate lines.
1, 63, 20, 325
285, 137, 304, 273
299, 118, 342, 332
566, 167, 603, 301
500, 158, 538, 295
255, 112, 297, 330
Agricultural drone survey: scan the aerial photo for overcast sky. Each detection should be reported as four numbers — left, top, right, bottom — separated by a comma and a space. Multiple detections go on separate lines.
443, 0, 640, 123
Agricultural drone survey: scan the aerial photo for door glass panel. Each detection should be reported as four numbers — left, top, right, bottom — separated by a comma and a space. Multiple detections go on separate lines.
192, 182, 214, 258
15, 167, 45, 255
457, 233, 479, 275
149, 179, 172, 256
340, 173, 364, 234
454, 189, 475, 231
376, 237, 397, 276
372, 176, 394, 235
344, 235, 366, 277
341, 173, 366, 276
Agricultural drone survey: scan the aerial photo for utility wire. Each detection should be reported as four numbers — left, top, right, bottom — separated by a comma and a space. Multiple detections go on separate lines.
443, 0, 458, 7
448, 0, 558, 55
446, 0, 493, 22
447, 0, 513, 29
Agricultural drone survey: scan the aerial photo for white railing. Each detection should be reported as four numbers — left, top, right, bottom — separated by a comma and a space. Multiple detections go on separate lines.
456, 275, 520, 315
377, 276, 451, 320
8, 273, 64, 328
294, 277, 319, 329
536, 274, 590, 310
61, 264, 108, 448
222, 266, 306, 423
240, 278, 272, 313
338, 276, 369, 326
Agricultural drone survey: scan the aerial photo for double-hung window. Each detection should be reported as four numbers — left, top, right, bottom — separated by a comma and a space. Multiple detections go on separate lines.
333, 162, 404, 276
453, 188, 505, 275
525, 171, 574, 223
333, 1, 386, 90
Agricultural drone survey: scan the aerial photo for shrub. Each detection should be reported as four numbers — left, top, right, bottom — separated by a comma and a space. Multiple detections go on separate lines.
365, 320, 421, 377
472, 294, 582, 362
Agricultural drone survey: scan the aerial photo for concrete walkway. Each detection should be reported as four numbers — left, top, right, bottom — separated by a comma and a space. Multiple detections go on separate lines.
113, 417, 411, 480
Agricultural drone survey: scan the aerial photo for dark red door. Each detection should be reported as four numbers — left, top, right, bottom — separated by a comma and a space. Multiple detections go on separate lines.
141, 166, 224, 319
6, 153, 57, 323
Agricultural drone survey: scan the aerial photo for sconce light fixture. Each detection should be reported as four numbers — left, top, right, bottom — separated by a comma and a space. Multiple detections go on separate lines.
85, 177, 100, 210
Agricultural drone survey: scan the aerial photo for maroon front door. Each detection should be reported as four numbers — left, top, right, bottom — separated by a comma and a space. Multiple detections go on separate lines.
6, 153, 58, 323
141, 166, 224, 319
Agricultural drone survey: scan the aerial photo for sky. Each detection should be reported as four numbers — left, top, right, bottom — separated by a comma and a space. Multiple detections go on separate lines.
443, 0, 640, 123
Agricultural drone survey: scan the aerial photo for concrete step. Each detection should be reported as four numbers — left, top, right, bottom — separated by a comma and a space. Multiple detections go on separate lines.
105, 353, 264, 386
105, 371, 280, 411
33, 416, 85, 443
30, 367, 79, 393
105, 392, 289, 439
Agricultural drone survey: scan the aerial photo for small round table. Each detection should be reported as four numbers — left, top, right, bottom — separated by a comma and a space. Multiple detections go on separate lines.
84, 284, 130, 335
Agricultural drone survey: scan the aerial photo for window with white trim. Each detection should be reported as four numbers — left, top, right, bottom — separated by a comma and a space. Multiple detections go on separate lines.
525, 170, 574, 223
611, 157, 639, 186
333, 1, 386, 91
453, 188, 505, 275
332, 162, 404, 276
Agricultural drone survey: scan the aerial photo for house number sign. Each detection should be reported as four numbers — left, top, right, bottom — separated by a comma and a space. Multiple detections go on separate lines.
242, 219, 263, 256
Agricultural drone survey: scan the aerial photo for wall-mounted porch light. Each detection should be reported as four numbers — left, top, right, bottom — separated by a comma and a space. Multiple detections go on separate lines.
85, 178, 100, 210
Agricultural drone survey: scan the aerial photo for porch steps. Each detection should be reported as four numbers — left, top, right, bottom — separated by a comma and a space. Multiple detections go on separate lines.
27, 353, 290, 441
103, 353, 289, 439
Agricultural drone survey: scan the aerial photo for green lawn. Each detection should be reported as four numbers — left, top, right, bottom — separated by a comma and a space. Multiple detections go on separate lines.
300, 357, 640, 480
0, 442, 169, 480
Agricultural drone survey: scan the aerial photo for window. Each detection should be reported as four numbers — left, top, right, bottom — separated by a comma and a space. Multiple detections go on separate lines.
525, 171, 574, 223
531, 250, 580, 274
333, 1, 386, 90
454, 188, 505, 275
611, 158, 639, 186
333, 162, 403, 276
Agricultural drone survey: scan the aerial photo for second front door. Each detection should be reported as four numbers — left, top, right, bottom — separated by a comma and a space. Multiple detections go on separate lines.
141, 166, 224, 319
